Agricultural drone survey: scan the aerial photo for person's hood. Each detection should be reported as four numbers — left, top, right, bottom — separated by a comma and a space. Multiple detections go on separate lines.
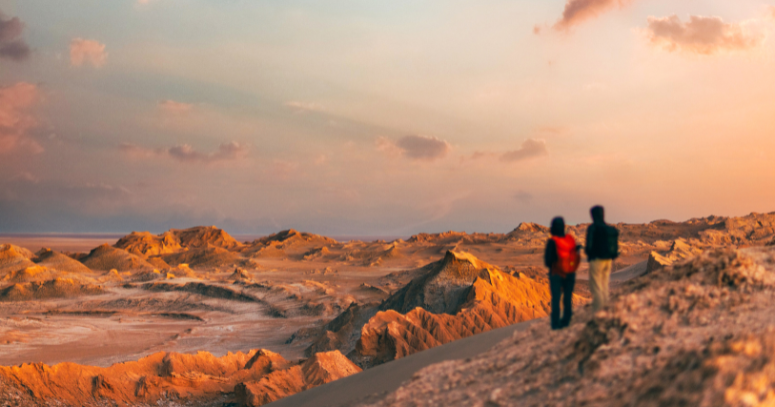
591, 206, 605, 224
550, 217, 566, 237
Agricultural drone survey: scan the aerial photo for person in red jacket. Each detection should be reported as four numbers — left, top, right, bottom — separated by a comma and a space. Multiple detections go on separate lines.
544, 216, 581, 330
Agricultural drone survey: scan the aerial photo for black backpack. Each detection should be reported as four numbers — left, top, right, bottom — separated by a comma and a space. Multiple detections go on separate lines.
590, 224, 619, 259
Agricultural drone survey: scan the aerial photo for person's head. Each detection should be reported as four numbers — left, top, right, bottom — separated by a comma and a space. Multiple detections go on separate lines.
550, 216, 566, 237
590, 205, 605, 223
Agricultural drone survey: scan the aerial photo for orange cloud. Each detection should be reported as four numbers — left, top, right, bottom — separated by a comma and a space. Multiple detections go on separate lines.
377, 135, 451, 161
70, 38, 107, 67
0, 12, 31, 61
646, 15, 764, 55
120, 141, 249, 164
284, 101, 326, 113
0, 82, 42, 154
554, 0, 632, 31
158, 100, 193, 114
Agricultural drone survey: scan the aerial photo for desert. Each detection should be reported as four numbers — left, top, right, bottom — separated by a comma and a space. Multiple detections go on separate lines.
3, 0, 775, 405
0, 213, 773, 406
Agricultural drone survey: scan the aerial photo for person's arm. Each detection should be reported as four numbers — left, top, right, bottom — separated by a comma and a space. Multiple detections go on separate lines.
544, 239, 557, 269
611, 227, 620, 259
585, 225, 594, 258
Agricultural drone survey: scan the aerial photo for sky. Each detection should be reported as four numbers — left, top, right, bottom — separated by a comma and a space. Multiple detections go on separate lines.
1, 0, 775, 236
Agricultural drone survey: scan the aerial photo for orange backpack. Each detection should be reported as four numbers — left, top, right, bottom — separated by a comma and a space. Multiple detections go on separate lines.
551, 235, 580, 276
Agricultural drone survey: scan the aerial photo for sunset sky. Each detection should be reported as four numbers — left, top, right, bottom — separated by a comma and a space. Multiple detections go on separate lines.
1, 0, 775, 235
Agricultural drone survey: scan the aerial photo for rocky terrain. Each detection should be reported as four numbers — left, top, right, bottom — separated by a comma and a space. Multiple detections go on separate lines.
0, 211, 772, 406
358, 246, 775, 407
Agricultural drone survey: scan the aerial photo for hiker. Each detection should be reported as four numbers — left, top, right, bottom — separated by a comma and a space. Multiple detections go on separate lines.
585, 205, 619, 311
544, 216, 581, 330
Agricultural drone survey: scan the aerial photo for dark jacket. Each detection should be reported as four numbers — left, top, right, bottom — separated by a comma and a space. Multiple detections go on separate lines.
544, 239, 558, 268
545, 217, 566, 268
584, 218, 619, 260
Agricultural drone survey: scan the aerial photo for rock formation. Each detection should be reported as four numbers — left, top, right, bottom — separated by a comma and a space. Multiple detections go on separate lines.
33, 248, 93, 274
236, 351, 361, 407
0, 348, 359, 407
0, 278, 105, 301
80, 244, 155, 271
114, 226, 243, 258
0, 244, 35, 275
645, 238, 704, 274
351, 254, 586, 368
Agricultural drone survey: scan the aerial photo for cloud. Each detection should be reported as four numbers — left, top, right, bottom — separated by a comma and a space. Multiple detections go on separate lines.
284, 101, 327, 113
120, 141, 249, 164
554, 0, 632, 31
70, 38, 107, 67
0, 82, 43, 154
646, 15, 765, 55
469, 139, 549, 164
500, 139, 549, 162
0, 12, 31, 61
158, 100, 193, 114
377, 135, 451, 161
514, 190, 533, 203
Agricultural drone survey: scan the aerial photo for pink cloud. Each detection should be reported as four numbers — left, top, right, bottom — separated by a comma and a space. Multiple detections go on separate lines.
70, 38, 107, 67
469, 139, 549, 163
120, 141, 249, 164
501, 139, 549, 162
646, 15, 764, 55
158, 100, 193, 114
0, 12, 31, 61
554, 0, 632, 31
377, 135, 451, 161
0, 82, 43, 154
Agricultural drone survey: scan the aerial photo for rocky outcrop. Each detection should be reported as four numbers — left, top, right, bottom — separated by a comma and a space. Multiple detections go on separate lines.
302, 302, 380, 357
33, 248, 93, 274
645, 238, 703, 274
80, 244, 155, 271
235, 350, 361, 407
0, 244, 35, 275
381, 251, 499, 315
161, 245, 246, 269
115, 226, 242, 257
114, 231, 182, 257
0, 348, 360, 407
0, 278, 105, 301
351, 265, 586, 368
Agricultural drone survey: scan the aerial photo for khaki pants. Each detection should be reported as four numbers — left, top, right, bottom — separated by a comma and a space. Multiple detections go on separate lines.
589, 259, 612, 311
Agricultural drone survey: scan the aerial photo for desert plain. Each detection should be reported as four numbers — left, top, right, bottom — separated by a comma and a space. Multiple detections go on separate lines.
0, 212, 773, 406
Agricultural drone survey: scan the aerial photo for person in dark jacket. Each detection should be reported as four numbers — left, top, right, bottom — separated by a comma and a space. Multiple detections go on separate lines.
545, 216, 577, 330
584, 205, 619, 311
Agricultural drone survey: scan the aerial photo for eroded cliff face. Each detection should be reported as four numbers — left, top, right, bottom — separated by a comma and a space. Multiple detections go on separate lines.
361, 246, 775, 407
351, 262, 587, 368
0, 348, 360, 407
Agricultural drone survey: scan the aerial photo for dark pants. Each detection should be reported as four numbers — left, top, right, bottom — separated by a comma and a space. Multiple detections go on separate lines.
550, 272, 575, 330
